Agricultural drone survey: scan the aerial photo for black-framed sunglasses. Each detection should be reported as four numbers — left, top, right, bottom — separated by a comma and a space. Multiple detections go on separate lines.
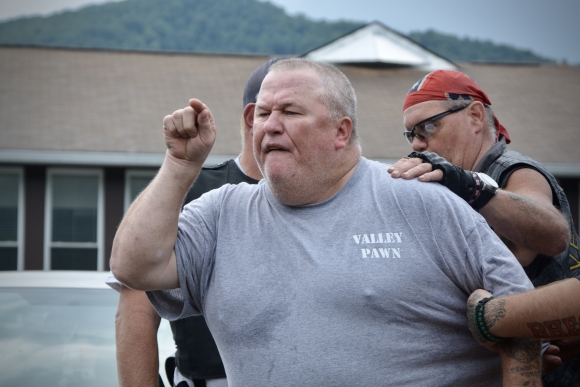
403, 103, 471, 145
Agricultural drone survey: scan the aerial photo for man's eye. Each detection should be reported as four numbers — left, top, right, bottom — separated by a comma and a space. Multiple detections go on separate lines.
285, 110, 298, 116
422, 122, 437, 134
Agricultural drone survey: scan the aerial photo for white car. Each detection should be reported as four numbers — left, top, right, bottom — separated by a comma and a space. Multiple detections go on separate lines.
0, 271, 175, 387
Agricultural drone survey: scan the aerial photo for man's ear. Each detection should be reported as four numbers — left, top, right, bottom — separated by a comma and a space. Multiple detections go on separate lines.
335, 117, 353, 149
243, 103, 255, 135
468, 101, 486, 133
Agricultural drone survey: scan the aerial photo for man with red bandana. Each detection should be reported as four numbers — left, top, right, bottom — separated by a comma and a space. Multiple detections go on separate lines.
389, 70, 580, 386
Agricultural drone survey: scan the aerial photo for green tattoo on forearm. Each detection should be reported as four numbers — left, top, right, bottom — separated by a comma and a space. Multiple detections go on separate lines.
508, 364, 541, 386
483, 298, 506, 329
499, 338, 541, 362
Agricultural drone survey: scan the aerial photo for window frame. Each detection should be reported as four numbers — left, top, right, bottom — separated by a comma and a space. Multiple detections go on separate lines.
44, 168, 104, 271
0, 167, 25, 270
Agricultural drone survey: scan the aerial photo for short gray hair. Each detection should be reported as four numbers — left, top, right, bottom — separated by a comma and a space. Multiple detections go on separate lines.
441, 99, 496, 137
267, 58, 359, 145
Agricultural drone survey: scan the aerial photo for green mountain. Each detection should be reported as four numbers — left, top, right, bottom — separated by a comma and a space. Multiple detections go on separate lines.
409, 29, 552, 63
0, 0, 361, 55
0, 0, 552, 63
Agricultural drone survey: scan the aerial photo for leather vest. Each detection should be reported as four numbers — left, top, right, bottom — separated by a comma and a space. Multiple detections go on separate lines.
475, 141, 580, 287
172, 316, 226, 380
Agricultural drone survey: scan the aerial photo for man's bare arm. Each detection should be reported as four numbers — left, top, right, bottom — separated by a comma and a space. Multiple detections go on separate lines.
468, 279, 580, 340
478, 168, 569, 264
110, 99, 217, 290
499, 339, 542, 387
467, 291, 542, 386
116, 287, 162, 387
388, 157, 569, 265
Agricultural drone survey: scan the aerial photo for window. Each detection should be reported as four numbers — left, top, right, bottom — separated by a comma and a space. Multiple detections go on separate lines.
45, 169, 103, 271
0, 168, 24, 270
125, 170, 157, 211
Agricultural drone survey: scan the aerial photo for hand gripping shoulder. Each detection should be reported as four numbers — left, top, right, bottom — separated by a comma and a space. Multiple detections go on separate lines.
408, 152, 483, 208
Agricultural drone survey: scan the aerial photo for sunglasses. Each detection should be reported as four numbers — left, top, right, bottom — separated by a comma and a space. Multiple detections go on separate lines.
403, 103, 471, 145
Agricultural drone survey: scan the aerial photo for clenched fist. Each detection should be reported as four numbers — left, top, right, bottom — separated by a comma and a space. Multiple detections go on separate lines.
162, 98, 217, 165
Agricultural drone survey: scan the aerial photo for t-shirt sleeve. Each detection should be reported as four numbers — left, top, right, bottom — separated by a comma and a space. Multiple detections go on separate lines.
105, 271, 124, 292
147, 187, 223, 321
465, 217, 534, 296
415, 185, 533, 298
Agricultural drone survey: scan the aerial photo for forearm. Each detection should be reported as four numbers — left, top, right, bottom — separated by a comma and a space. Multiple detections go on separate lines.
486, 279, 580, 339
480, 190, 570, 259
116, 287, 163, 387
499, 338, 542, 387
468, 291, 543, 385
111, 152, 202, 289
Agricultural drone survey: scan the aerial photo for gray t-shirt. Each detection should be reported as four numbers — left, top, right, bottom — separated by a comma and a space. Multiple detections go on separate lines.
148, 157, 533, 387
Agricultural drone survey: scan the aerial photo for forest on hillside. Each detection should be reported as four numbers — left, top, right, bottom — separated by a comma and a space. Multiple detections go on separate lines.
0, 0, 552, 63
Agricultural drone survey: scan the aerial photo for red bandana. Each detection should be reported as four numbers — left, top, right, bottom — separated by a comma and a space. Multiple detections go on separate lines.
403, 70, 510, 144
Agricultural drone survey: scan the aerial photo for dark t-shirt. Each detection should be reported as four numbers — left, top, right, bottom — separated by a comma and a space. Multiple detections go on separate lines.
184, 159, 259, 204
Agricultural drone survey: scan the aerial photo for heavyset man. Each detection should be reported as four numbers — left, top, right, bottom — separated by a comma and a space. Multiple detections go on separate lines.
390, 69, 580, 384
111, 58, 540, 386
110, 60, 278, 387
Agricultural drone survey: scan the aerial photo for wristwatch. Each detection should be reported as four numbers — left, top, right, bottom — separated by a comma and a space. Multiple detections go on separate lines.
472, 172, 499, 210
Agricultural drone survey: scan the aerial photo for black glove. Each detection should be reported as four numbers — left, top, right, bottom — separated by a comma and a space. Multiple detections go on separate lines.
408, 151, 479, 203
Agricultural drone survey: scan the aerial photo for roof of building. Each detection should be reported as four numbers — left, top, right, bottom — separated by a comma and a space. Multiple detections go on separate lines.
1, 46, 579, 175
302, 21, 457, 71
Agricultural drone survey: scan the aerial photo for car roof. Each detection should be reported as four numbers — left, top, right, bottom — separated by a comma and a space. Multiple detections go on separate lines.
0, 270, 111, 289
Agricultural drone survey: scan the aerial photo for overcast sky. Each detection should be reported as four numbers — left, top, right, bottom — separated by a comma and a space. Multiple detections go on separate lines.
1, 0, 578, 64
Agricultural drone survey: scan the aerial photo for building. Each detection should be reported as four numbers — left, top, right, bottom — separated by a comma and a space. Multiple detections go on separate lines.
1, 43, 579, 272
303, 21, 457, 71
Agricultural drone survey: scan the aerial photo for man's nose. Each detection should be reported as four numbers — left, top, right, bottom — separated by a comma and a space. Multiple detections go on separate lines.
263, 112, 283, 135
412, 136, 427, 152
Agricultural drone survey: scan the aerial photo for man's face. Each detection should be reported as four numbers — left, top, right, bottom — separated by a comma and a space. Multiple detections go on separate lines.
403, 100, 470, 168
253, 69, 339, 201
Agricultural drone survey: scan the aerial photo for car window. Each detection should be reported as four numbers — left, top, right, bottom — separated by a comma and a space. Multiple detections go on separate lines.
0, 287, 119, 387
